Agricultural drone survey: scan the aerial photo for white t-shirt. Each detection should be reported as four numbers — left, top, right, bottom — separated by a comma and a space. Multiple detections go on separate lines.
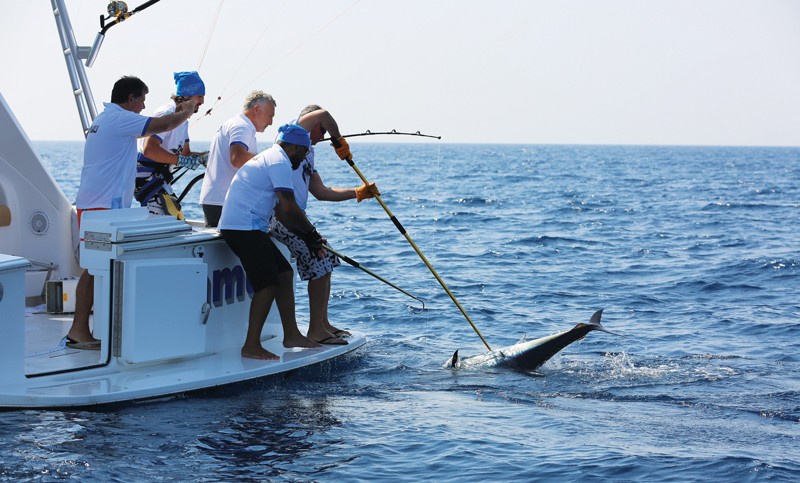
292, 146, 316, 211
137, 100, 189, 156
199, 113, 257, 206
217, 144, 294, 232
75, 102, 151, 209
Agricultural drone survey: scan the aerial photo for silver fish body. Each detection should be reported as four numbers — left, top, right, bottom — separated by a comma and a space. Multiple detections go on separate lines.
446, 309, 615, 371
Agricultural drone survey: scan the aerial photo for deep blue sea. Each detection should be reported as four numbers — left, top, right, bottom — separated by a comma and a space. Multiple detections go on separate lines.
2, 141, 799, 481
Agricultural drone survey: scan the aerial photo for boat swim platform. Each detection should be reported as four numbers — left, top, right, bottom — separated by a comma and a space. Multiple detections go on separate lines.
8, 311, 365, 409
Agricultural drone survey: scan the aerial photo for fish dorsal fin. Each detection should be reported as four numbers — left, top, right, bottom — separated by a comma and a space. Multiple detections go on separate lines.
516, 335, 528, 344
450, 350, 460, 368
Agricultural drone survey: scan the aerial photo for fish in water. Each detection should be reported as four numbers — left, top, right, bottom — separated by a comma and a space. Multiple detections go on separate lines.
445, 309, 617, 371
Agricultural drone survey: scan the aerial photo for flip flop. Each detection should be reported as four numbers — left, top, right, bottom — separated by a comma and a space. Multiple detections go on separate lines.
312, 336, 348, 345
64, 335, 101, 350
332, 329, 351, 338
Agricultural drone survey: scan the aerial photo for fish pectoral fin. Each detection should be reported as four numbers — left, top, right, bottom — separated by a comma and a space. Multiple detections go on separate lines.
450, 350, 460, 368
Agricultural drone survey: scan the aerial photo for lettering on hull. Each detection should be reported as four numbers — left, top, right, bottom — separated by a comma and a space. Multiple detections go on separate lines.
208, 265, 254, 307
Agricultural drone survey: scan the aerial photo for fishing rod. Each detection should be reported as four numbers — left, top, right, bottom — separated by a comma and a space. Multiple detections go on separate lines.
341, 156, 493, 351
100, 1, 162, 34
172, 155, 208, 202
322, 129, 441, 142
176, 173, 204, 203
82, 1, 163, 68
323, 244, 425, 310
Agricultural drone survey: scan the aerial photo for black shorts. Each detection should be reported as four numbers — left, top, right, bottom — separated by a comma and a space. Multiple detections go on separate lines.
220, 229, 292, 292
202, 204, 223, 228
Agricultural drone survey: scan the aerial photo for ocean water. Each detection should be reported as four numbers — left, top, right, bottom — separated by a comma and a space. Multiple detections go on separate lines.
2, 141, 798, 481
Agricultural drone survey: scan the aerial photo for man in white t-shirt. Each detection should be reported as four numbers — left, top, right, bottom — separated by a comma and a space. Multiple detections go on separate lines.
218, 123, 323, 360
268, 105, 378, 345
67, 76, 197, 350
200, 90, 276, 227
135, 71, 209, 219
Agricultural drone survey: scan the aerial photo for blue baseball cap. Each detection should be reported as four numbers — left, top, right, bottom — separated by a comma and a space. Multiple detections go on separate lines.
276, 123, 311, 148
174, 71, 205, 96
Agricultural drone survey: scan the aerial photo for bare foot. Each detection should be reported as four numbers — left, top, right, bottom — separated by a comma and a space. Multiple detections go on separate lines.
283, 333, 322, 349
241, 345, 279, 360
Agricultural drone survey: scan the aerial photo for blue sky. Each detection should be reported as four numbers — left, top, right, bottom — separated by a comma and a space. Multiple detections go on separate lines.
2, 0, 799, 146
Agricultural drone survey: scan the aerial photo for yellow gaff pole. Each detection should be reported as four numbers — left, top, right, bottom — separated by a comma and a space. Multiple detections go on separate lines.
344, 158, 492, 351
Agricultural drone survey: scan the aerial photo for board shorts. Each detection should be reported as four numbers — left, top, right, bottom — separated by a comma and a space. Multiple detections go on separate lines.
268, 215, 340, 282
220, 229, 292, 292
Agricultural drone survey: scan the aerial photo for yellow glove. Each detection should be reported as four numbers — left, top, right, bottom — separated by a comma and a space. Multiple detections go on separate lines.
355, 183, 380, 202
333, 137, 351, 160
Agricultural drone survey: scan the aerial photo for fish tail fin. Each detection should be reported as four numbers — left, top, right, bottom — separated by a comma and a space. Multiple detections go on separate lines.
587, 309, 623, 336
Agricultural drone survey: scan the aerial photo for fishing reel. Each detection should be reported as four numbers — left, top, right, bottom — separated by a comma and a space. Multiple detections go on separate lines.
89, 0, 158, 67
106, 1, 129, 18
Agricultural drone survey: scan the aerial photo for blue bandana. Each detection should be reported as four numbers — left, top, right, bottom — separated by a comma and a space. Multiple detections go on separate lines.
277, 123, 311, 147
174, 71, 205, 96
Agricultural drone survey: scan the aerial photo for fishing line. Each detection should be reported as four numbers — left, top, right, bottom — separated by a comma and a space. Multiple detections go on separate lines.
215, 0, 289, 100
198, 0, 361, 120
428, 142, 444, 325
190, 0, 287, 123
196, 0, 225, 71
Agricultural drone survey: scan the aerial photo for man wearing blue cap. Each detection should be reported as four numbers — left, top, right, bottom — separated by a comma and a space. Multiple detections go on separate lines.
268, 105, 378, 345
134, 71, 208, 219
218, 123, 324, 360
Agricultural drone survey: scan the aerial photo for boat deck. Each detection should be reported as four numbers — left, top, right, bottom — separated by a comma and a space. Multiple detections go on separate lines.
25, 309, 98, 375
10, 307, 366, 408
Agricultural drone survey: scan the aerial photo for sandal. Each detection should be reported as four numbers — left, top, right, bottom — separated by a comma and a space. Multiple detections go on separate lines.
64, 335, 101, 350
312, 336, 348, 345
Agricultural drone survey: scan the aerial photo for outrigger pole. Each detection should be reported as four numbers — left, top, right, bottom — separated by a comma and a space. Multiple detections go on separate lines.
339, 153, 493, 351
323, 245, 425, 310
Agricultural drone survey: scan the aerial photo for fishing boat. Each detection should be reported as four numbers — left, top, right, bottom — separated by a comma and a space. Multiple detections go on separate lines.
0, 0, 365, 408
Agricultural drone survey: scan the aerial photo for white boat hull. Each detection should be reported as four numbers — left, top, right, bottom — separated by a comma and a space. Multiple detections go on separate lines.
0, 3, 370, 409
4, 326, 365, 408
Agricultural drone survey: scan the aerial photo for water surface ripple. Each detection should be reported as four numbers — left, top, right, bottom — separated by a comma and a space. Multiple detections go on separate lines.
2, 142, 797, 481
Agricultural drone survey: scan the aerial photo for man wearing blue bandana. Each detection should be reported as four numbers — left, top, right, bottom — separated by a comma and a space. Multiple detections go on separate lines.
67, 76, 198, 349
218, 123, 323, 360
134, 71, 208, 219
269, 105, 379, 345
